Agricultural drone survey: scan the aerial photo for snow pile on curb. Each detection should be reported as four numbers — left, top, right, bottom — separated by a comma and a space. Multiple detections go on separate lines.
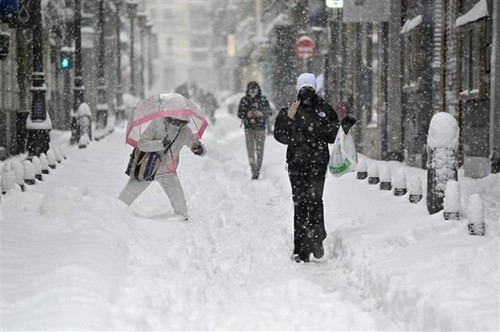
1, 187, 132, 330
329, 167, 499, 331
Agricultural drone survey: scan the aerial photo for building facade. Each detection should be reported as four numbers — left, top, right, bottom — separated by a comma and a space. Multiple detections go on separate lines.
325, 0, 499, 177
219, 0, 498, 178
0, 0, 157, 159
148, 1, 215, 94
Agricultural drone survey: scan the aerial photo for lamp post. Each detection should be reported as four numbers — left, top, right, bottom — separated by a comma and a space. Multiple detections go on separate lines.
70, 0, 88, 144
127, 1, 138, 96
26, 0, 51, 157
95, 0, 108, 138
114, 0, 125, 123
73, 0, 84, 119
137, 11, 147, 100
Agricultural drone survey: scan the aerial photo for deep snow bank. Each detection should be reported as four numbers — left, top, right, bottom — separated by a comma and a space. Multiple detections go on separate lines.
1, 187, 132, 330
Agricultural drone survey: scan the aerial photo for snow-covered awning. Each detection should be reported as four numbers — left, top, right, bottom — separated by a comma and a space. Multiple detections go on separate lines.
455, 0, 489, 27
400, 15, 422, 34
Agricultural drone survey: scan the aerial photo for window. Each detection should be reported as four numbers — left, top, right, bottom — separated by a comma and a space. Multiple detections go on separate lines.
191, 36, 208, 49
165, 38, 173, 55
191, 51, 208, 62
361, 23, 369, 66
459, 19, 488, 99
163, 9, 172, 20
402, 28, 421, 90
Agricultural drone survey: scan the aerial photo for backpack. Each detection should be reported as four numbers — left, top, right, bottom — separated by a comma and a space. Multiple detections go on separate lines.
125, 148, 161, 181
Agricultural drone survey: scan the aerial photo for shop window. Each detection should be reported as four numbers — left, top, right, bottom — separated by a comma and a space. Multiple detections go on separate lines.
459, 19, 488, 99
402, 28, 421, 91
165, 38, 173, 55
191, 36, 208, 49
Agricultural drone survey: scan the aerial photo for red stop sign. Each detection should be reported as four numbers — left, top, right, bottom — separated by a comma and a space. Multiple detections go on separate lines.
294, 36, 316, 59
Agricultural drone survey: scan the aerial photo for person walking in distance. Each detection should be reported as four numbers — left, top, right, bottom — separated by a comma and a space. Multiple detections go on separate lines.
274, 73, 356, 262
237, 81, 272, 180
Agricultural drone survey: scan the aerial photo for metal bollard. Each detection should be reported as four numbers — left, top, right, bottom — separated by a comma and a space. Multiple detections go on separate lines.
379, 165, 392, 190
46, 150, 57, 169
467, 194, 486, 236
77, 103, 93, 148
22, 160, 36, 185
78, 116, 92, 149
368, 164, 380, 185
1, 170, 15, 195
408, 175, 423, 203
39, 153, 50, 174
54, 148, 63, 163
31, 156, 43, 181
393, 170, 407, 196
443, 180, 460, 220
60, 148, 67, 160
79, 132, 91, 149
11, 161, 25, 192
357, 159, 368, 179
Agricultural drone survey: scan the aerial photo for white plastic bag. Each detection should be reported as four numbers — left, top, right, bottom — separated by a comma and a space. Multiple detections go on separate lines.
328, 127, 358, 177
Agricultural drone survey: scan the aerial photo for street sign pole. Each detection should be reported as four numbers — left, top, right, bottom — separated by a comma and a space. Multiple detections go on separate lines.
295, 36, 316, 73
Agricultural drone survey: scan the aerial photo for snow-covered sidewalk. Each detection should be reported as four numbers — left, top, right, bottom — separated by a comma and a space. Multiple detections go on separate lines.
1, 112, 499, 331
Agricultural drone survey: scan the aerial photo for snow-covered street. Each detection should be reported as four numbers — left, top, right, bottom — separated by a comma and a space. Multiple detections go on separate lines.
2, 110, 499, 331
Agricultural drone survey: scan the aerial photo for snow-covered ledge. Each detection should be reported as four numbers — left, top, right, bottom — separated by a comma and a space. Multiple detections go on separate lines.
400, 15, 422, 34
455, 0, 489, 27
26, 114, 52, 130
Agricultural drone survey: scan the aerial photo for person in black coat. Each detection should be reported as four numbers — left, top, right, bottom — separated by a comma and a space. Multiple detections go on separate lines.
238, 81, 272, 179
274, 73, 356, 263
201, 91, 219, 124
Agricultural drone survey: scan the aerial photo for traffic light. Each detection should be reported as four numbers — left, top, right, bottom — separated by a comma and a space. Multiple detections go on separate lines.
59, 50, 72, 70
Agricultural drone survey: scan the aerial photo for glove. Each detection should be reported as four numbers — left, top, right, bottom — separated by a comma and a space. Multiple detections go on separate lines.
162, 136, 171, 148
192, 142, 206, 156
341, 115, 356, 134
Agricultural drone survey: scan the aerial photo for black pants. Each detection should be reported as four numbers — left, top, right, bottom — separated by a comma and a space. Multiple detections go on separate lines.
288, 162, 327, 256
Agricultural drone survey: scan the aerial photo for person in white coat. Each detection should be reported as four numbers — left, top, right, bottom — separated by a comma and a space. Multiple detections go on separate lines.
118, 114, 206, 221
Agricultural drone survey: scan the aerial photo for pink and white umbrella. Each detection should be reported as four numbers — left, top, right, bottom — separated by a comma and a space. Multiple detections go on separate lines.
126, 93, 209, 148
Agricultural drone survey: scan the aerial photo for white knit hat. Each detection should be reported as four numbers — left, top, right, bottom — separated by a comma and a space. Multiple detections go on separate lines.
296, 73, 317, 91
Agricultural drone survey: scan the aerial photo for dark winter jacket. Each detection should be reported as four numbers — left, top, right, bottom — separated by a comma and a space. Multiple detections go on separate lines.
237, 82, 272, 130
274, 95, 339, 167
